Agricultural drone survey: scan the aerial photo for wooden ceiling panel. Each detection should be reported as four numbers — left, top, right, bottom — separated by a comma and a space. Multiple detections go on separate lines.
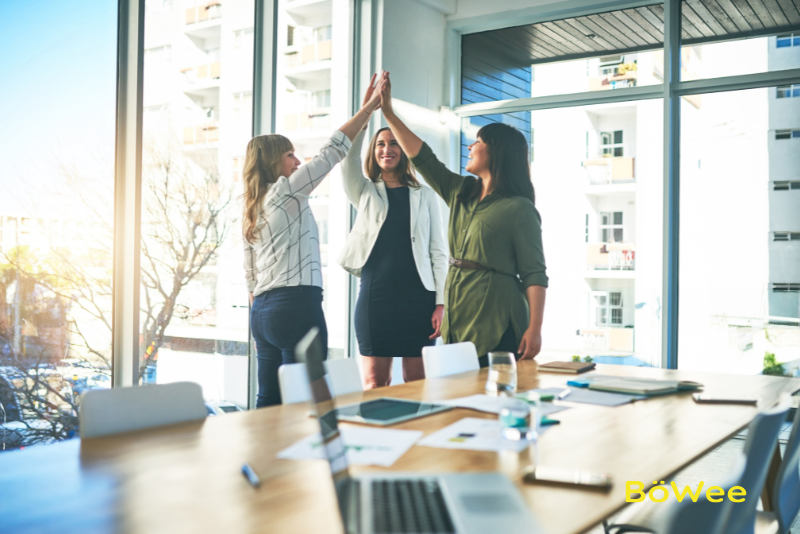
465, 0, 800, 67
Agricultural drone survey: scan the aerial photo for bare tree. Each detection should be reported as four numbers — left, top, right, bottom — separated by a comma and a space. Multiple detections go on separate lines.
0, 130, 234, 448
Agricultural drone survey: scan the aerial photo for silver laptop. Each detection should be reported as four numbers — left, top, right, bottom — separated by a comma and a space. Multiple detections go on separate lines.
295, 328, 544, 534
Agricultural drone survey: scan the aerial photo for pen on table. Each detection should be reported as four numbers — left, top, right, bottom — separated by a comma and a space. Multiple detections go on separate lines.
242, 462, 261, 488
557, 388, 571, 400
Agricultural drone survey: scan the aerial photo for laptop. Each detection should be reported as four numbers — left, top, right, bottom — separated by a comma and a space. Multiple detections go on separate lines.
295, 327, 544, 534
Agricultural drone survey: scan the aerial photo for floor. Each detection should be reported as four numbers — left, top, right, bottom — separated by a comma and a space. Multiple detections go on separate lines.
584, 421, 795, 534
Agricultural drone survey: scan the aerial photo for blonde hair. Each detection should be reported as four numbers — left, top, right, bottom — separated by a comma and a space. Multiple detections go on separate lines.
242, 134, 294, 243
364, 127, 419, 188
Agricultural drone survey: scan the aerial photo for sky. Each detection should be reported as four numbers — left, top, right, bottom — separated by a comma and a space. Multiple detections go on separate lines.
0, 0, 118, 216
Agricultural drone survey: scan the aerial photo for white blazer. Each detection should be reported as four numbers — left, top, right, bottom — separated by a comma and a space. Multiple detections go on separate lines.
338, 130, 448, 305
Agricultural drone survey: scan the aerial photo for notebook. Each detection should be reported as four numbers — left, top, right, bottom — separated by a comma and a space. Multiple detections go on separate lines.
586, 377, 703, 396
538, 361, 596, 374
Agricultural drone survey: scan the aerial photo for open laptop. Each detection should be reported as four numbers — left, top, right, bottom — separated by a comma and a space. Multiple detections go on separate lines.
295, 327, 544, 534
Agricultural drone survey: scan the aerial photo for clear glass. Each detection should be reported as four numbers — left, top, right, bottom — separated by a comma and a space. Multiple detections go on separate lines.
499, 394, 532, 441
0, 0, 117, 449
532, 51, 663, 99
680, 35, 800, 81
139, 0, 256, 409
679, 87, 800, 375
486, 352, 518, 395
275, 0, 351, 360
465, 102, 664, 368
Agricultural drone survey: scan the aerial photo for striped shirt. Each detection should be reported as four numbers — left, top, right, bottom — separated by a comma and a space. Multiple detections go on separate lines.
244, 130, 351, 297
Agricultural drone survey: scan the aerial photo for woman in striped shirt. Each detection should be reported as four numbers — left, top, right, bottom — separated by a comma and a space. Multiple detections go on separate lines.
243, 76, 384, 407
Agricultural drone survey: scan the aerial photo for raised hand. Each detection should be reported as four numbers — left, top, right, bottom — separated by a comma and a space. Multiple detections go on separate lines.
363, 72, 384, 113
379, 71, 393, 116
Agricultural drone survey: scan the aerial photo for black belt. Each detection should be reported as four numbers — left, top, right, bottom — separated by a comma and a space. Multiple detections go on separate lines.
449, 257, 487, 270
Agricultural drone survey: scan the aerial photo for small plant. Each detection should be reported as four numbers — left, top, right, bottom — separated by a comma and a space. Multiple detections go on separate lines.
763, 352, 789, 377
583, 356, 594, 363
571, 355, 581, 362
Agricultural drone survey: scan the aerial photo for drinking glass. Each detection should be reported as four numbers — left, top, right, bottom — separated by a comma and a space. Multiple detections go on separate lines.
485, 351, 517, 395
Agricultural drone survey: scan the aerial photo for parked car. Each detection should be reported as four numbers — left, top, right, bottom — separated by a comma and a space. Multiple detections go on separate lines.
204, 400, 245, 416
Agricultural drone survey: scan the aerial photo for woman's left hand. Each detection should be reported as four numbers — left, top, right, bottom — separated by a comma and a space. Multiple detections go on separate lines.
517, 327, 542, 360
429, 305, 444, 339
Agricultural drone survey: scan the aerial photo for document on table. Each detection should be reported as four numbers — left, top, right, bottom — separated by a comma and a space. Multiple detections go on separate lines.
278, 427, 423, 467
532, 387, 645, 407
417, 417, 532, 453
438, 394, 569, 417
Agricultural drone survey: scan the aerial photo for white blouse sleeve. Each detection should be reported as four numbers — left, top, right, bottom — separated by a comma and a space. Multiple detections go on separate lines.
283, 130, 352, 198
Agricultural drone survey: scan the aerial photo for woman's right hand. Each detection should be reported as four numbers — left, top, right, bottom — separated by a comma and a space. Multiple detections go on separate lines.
362, 73, 384, 113
379, 71, 393, 116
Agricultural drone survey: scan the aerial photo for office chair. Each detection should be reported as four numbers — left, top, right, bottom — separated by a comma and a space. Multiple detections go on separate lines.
421, 342, 479, 378
278, 359, 363, 404
661, 452, 748, 534
79, 381, 207, 438
607, 396, 791, 534
757, 405, 800, 534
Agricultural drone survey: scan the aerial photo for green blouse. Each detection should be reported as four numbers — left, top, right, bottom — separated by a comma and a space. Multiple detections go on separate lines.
410, 143, 548, 357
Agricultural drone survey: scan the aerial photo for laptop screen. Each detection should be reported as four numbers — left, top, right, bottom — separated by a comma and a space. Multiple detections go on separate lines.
294, 327, 352, 520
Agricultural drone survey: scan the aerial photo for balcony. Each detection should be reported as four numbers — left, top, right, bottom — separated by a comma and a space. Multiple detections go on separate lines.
584, 157, 634, 185
183, 121, 219, 145
182, 62, 221, 82
185, 2, 221, 25
586, 243, 635, 275
588, 69, 638, 92
284, 107, 331, 132
580, 327, 634, 353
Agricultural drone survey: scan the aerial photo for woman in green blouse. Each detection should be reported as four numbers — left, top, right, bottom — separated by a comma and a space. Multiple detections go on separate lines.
380, 73, 548, 365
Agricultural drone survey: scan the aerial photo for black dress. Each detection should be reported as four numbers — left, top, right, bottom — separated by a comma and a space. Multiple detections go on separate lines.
355, 187, 437, 357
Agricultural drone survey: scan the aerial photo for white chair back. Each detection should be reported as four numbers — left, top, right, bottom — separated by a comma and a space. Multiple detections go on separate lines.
325, 358, 364, 397
279, 359, 363, 404
664, 452, 747, 534
422, 342, 479, 379
79, 382, 207, 438
278, 363, 313, 404
724, 396, 792, 534
773, 407, 800, 534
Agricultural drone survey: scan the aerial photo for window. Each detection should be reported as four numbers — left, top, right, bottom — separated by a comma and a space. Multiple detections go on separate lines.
234, 28, 254, 50
593, 291, 624, 326
774, 181, 800, 190
598, 55, 624, 76
287, 26, 295, 46
313, 89, 331, 109
585, 214, 589, 243
775, 129, 800, 139
139, 0, 256, 408
1, 0, 118, 449
777, 85, 800, 98
600, 211, 624, 243
774, 232, 800, 241
777, 34, 800, 48
600, 131, 624, 157
314, 25, 332, 42
773, 284, 800, 292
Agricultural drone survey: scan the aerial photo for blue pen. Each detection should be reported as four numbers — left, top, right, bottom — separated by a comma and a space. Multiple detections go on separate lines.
242, 462, 261, 488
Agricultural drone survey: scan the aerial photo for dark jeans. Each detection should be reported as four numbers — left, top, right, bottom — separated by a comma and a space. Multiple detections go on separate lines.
478, 325, 520, 368
250, 286, 328, 408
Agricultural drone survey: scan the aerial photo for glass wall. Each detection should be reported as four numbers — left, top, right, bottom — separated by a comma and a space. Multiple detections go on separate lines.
0, 1, 118, 449
273, 0, 352, 360
139, 0, 256, 410
679, 85, 800, 374
462, 97, 664, 367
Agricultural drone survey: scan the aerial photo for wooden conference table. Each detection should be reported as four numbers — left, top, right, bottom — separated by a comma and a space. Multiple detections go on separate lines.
1, 363, 798, 534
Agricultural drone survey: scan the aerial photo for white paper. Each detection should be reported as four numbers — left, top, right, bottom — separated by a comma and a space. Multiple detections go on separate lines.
438, 394, 569, 418
277, 426, 423, 467
417, 417, 531, 453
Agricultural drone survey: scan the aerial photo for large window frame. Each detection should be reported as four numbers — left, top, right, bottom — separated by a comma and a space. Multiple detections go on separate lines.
113, 0, 364, 403
445, 0, 800, 369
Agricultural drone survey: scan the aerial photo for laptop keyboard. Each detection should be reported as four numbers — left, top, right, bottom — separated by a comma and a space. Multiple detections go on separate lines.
368, 479, 456, 534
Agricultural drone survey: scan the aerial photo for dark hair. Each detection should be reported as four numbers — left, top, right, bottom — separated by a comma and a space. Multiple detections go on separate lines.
364, 127, 420, 188
457, 122, 535, 205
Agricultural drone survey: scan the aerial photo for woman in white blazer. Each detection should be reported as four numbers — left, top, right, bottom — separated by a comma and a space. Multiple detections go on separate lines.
339, 77, 448, 389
